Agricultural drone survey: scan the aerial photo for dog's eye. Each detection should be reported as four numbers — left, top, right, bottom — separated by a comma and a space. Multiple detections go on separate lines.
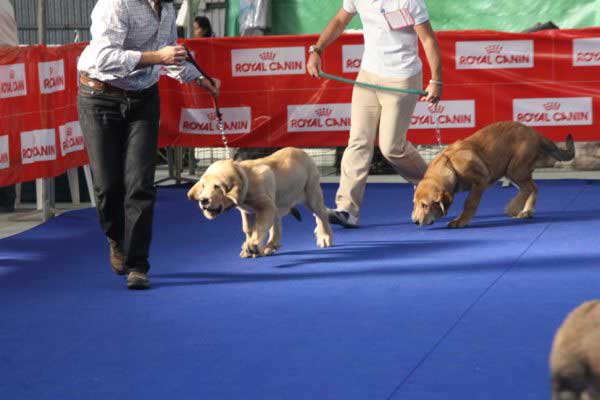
421, 203, 429, 210
213, 185, 220, 190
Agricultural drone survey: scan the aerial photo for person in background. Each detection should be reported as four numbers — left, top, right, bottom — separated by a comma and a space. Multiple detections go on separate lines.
307, 0, 442, 228
77, 0, 218, 290
0, 0, 18, 213
193, 15, 213, 38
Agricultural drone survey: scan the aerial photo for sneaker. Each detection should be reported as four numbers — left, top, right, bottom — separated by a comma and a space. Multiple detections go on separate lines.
108, 239, 126, 276
327, 208, 359, 228
127, 271, 150, 290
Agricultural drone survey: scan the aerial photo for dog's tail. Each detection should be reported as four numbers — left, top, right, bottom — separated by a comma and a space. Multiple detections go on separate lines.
540, 134, 575, 162
290, 207, 302, 222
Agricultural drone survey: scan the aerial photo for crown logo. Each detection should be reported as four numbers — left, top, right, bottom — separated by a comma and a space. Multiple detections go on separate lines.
543, 102, 560, 111
315, 108, 333, 117
49, 66, 54, 76
66, 127, 73, 137
8, 69, 15, 80
428, 104, 445, 114
485, 45, 502, 54
207, 112, 219, 121
259, 51, 276, 61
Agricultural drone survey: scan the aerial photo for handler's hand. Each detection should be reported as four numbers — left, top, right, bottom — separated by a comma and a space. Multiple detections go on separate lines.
197, 76, 220, 97
157, 45, 187, 65
421, 82, 442, 104
306, 52, 322, 78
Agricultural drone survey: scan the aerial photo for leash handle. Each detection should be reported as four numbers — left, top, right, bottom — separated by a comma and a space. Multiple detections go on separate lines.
318, 71, 428, 96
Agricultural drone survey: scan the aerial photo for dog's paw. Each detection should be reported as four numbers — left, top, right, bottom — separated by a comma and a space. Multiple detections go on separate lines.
263, 244, 280, 256
516, 209, 534, 219
240, 242, 262, 258
316, 233, 333, 248
447, 218, 468, 228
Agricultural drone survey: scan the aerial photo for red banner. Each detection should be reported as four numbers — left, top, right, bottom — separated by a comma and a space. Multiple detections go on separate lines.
1, 29, 600, 186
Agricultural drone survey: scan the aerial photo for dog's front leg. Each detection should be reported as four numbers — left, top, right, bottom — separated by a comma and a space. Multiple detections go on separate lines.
240, 212, 256, 258
448, 184, 486, 228
245, 205, 276, 257
263, 215, 282, 256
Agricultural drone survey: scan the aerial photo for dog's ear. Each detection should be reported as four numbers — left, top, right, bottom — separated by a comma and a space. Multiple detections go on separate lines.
225, 163, 248, 206
437, 191, 453, 216
187, 181, 202, 201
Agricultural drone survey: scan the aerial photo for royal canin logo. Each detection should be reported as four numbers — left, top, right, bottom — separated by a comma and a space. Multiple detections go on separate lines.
21, 129, 57, 164
513, 97, 593, 127
573, 38, 600, 66
287, 103, 351, 132
428, 104, 445, 114
231, 47, 305, 77
543, 102, 561, 111
59, 121, 85, 156
485, 45, 502, 54
8, 69, 15, 80
259, 52, 277, 61
179, 107, 251, 134
315, 108, 333, 117
0, 136, 8, 169
456, 40, 533, 70
410, 100, 476, 129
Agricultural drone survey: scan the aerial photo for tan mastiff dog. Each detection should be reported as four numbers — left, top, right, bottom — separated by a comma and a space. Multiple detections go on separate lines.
187, 147, 333, 257
412, 121, 574, 228
550, 300, 600, 400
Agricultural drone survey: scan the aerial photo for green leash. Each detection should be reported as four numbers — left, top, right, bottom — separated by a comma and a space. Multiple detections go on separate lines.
318, 71, 428, 96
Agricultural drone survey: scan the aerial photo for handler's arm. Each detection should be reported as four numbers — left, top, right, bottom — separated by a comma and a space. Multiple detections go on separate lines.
415, 21, 443, 104
306, 8, 355, 77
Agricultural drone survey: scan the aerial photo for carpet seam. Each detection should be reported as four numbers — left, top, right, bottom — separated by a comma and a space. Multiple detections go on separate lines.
383, 183, 589, 400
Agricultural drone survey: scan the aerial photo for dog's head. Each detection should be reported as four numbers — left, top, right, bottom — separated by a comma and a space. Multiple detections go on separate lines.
187, 160, 247, 220
412, 179, 453, 226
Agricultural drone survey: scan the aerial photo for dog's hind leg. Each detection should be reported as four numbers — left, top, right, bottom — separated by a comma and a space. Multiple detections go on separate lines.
304, 179, 333, 248
506, 158, 537, 218
264, 214, 282, 256
515, 179, 537, 218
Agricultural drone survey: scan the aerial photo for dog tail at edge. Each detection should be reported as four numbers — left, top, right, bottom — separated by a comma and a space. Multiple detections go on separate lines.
290, 207, 302, 222
541, 134, 575, 162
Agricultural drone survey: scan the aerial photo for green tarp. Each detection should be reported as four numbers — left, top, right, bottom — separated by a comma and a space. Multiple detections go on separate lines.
226, 0, 600, 36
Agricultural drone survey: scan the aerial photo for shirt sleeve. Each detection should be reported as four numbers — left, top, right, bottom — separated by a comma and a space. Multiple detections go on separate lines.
91, 0, 142, 78
164, 5, 202, 84
342, 0, 357, 14
410, 0, 430, 26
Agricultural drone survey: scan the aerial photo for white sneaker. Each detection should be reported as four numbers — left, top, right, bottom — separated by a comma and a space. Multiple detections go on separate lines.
327, 208, 359, 228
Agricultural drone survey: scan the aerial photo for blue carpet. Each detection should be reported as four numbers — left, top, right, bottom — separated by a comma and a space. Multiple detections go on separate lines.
0, 180, 598, 400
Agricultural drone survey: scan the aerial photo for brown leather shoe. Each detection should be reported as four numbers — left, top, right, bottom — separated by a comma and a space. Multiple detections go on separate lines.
127, 271, 150, 290
108, 239, 126, 276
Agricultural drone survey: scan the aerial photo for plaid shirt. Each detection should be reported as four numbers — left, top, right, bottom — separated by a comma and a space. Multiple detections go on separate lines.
77, 0, 201, 90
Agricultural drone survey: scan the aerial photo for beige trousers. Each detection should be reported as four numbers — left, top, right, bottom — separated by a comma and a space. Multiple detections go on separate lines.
336, 69, 428, 217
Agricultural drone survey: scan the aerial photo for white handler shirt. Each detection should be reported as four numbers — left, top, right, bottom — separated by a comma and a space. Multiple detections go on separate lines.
343, 0, 430, 78
78, 0, 201, 91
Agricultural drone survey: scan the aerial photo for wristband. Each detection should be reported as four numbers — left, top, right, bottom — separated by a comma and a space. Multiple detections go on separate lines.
429, 79, 443, 86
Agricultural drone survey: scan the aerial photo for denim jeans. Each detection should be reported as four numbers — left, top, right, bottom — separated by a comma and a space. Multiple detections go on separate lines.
77, 84, 160, 273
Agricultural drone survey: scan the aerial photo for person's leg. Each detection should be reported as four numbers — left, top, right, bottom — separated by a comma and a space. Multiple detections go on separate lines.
377, 72, 428, 185
77, 87, 127, 273
334, 69, 381, 222
122, 87, 160, 283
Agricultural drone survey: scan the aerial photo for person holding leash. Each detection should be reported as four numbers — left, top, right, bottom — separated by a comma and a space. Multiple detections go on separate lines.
77, 0, 218, 289
307, 0, 442, 228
